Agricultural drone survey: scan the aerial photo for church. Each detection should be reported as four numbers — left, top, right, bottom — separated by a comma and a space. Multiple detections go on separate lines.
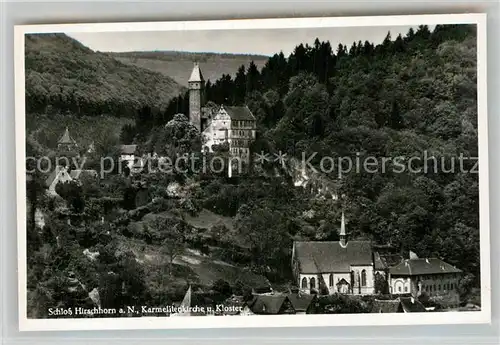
187, 63, 257, 160
292, 213, 463, 298
292, 213, 376, 295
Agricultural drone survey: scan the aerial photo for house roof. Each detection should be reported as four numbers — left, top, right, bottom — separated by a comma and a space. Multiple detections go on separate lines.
293, 241, 373, 274
389, 258, 462, 276
188, 62, 204, 83
222, 105, 256, 121
287, 293, 316, 312
222, 296, 245, 315
373, 252, 386, 270
246, 295, 291, 314
371, 299, 400, 313
69, 169, 98, 180
58, 127, 76, 145
45, 166, 70, 187
120, 144, 137, 155
399, 297, 426, 313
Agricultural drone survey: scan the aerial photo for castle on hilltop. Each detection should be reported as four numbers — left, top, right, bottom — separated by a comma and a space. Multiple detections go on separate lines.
188, 62, 257, 160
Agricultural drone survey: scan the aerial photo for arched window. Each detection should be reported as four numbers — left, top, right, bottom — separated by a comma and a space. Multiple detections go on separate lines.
329, 274, 334, 287
404, 286, 408, 292
361, 269, 367, 286
310, 277, 316, 289
301, 277, 307, 289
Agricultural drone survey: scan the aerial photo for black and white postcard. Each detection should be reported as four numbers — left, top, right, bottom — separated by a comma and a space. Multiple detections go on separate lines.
14, 14, 490, 331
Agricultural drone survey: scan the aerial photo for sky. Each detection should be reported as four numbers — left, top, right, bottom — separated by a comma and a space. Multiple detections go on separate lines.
66, 25, 435, 56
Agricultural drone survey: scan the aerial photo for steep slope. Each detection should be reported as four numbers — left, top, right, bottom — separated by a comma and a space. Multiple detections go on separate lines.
25, 33, 185, 118
111, 51, 269, 86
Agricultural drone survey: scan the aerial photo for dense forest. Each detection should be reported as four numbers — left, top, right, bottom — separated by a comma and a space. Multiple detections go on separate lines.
25, 24, 480, 317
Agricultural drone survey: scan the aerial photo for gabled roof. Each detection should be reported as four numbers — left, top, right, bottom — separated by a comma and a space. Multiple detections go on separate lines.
45, 166, 70, 187
287, 293, 316, 312
399, 297, 426, 313
373, 252, 387, 270
389, 258, 462, 276
222, 105, 256, 121
58, 127, 76, 145
120, 144, 137, 155
246, 295, 293, 315
69, 169, 98, 180
188, 62, 204, 83
293, 241, 373, 274
371, 299, 401, 313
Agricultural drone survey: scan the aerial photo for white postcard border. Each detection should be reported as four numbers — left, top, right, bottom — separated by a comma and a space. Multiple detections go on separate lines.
14, 13, 490, 331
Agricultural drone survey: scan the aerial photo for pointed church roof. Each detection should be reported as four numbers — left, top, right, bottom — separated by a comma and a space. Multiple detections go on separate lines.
188, 62, 204, 82
58, 127, 76, 145
340, 211, 346, 236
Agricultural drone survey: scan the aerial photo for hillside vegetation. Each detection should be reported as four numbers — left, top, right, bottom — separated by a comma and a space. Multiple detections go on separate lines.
26, 24, 480, 317
111, 51, 268, 86
130, 24, 479, 283
25, 33, 185, 119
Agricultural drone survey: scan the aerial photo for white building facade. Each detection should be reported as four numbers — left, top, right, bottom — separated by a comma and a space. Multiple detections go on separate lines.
389, 258, 462, 298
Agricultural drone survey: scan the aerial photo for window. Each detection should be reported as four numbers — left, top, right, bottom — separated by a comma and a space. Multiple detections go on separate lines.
398, 286, 402, 292
361, 269, 367, 286
329, 274, 334, 287
310, 277, 316, 289
404, 286, 408, 292
438, 285, 441, 291
301, 277, 307, 289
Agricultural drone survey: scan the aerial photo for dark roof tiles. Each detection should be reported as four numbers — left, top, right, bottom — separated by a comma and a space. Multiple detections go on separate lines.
389, 258, 462, 276
287, 293, 316, 312
294, 241, 373, 273
222, 105, 256, 121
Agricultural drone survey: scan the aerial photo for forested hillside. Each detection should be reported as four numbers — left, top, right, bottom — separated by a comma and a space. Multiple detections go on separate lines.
128, 24, 479, 283
25, 33, 185, 118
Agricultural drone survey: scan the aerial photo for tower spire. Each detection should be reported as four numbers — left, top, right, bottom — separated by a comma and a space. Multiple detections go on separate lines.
339, 211, 347, 247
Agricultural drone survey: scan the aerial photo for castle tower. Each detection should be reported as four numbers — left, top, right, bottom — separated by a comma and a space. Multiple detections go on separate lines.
188, 62, 205, 132
339, 211, 347, 247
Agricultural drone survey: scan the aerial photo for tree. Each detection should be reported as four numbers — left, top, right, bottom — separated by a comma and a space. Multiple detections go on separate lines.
246, 60, 261, 94
374, 272, 389, 294
145, 215, 192, 276
212, 279, 232, 297
55, 181, 85, 213
233, 64, 247, 104
388, 100, 404, 129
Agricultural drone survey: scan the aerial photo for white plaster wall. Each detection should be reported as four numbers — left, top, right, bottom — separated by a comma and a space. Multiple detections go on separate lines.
391, 277, 412, 294
415, 274, 461, 296
298, 273, 320, 292
202, 110, 231, 152
351, 265, 375, 295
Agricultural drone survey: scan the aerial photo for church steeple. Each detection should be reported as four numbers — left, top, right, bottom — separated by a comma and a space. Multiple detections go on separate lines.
339, 211, 347, 247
